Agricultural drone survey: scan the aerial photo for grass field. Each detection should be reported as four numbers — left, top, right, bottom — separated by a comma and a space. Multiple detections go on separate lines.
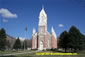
2, 53, 85, 57
0, 49, 33, 55
0, 50, 85, 57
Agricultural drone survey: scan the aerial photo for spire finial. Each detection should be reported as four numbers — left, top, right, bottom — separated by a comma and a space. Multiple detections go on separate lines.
33, 28, 36, 34
42, 5, 44, 9
51, 27, 54, 33
51, 27, 57, 38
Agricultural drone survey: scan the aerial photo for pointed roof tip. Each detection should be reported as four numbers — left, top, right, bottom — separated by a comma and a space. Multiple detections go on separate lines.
39, 5, 47, 17
51, 27, 54, 33
42, 5, 44, 9
33, 28, 36, 34
51, 27, 57, 38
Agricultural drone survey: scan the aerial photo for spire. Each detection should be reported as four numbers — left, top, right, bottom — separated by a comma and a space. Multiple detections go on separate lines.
33, 28, 36, 34
51, 27, 57, 38
39, 6, 47, 26
42, 5, 44, 10
52, 27, 54, 33
39, 5, 47, 17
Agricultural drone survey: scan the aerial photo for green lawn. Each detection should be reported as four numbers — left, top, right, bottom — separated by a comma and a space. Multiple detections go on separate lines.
2, 53, 85, 57
0, 50, 85, 57
0, 50, 32, 54
16, 51, 85, 57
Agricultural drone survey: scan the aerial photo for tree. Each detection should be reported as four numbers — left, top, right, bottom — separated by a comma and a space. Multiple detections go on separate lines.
13, 37, 21, 50
0, 28, 6, 50
83, 35, 85, 49
28, 39, 32, 48
22, 40, 28, 49
6, 40, 11, 50
58, 31, 70, 52
69, 26, 84, 52
79, 34, 85, 50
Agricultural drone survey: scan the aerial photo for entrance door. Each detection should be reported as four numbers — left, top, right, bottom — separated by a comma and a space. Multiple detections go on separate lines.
40, 41, 43, 50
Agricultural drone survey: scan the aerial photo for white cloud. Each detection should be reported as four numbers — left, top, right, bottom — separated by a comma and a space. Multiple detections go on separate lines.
58, 24, 64, 27
0, 8, 17, 18
3, 19, 8, 23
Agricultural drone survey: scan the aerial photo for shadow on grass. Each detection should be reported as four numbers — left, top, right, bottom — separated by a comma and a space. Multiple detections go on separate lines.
3, 55, 84, 57
56, 50, 65, 53
0, 55, 32, 57
0, 55, 16, 57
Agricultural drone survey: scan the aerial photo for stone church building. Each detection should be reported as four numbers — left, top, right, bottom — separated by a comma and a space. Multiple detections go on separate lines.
32, 7, 57, 50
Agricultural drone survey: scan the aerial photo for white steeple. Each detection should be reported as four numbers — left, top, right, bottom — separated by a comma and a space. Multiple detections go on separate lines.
39, 6, 47, 26
33, 28, 36, 34
51, 27, 57, 39
39, 6, 47, 17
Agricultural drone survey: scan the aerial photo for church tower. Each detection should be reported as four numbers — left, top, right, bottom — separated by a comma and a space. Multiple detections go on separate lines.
39, 7, 47, 32
32, 6, 57, 50
38, 7, 47, 50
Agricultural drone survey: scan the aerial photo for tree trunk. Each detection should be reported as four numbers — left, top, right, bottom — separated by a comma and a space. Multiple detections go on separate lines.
74, 48, 76, 52
71, 48, 72, 53
65, 48, 67, 53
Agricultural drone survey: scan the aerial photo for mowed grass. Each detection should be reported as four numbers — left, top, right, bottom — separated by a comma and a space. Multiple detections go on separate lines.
0, 50, 85, 57
0, 50, 32, 54
2, 53, 85, 57
16, 51, 85, 57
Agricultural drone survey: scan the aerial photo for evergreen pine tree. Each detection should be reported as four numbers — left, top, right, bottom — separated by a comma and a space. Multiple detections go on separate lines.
13, 37, 21, 50
69, 26, 84, 52
0, 28, 6, 50
22, 40, 28, 49
58, 31, 70, 52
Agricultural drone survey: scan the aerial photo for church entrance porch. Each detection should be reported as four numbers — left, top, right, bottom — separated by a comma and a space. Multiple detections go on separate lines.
40, 41, 43, 50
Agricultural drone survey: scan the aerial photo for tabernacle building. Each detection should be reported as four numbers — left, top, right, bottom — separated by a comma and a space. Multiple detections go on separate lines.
32, 7, 57, 50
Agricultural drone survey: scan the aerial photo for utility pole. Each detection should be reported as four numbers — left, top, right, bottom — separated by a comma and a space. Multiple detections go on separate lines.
24, 26, 27, 51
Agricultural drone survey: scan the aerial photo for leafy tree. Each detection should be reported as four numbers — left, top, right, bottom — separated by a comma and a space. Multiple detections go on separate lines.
22, 40, 28, 49
80, 35, 85, 50
13, 37, 21, 50
0, 28, 6, 50
6, 40, 11, 50
28, 39, 32, 48
69, 26, 84, 52
58, 26, 85, 52
58, 31, 70, 52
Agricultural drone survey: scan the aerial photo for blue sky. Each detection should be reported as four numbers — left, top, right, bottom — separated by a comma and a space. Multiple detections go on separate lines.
0, 0, 85, 39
